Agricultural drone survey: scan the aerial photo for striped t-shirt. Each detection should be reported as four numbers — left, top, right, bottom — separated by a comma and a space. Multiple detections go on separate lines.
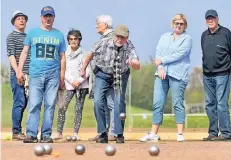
7, 30, 30, 75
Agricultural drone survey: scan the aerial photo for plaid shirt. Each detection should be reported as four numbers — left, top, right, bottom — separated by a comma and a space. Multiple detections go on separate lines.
91, 38, 138, 92
91, 38, 138, 74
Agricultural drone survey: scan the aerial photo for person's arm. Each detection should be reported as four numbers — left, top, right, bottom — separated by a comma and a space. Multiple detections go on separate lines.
81, 52, 94, 72
227, 30, 231, 56
60, 52, 66, 89
78, 56, 91, 83
154, 34, 167, 79
155, 35, 165, 69
80, 40, 103, 77
160, 35, 192, 65
6, 35, 18, 73
17, 46, 30, 85
126, 40, 140, 70
58, 34, 67, 89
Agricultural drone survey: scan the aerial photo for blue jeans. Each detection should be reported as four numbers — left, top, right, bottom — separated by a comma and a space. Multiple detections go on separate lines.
152, 76, 187, 124
26, 70, 60, 139
10, 74, 28, 134
203, 74, 231, 138
105, 88, 114, 132
111, 69, 130, 135
94, 69, 130, 135
94, 70, 114, 134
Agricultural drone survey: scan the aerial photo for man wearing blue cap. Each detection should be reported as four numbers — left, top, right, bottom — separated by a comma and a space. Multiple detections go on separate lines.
201, 9, 231, 141
17, 6, 66, 143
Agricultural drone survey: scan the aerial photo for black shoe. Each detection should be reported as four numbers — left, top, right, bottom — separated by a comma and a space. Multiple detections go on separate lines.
116, 135, 125, 143
40, 137, 53, 143
23, 136, 38, 143
211, 134, 231, 141
96, 134, 108, 143
203, 135, 217, 141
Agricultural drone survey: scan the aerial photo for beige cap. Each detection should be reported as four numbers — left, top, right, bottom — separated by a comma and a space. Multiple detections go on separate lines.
114, 25, 129, 37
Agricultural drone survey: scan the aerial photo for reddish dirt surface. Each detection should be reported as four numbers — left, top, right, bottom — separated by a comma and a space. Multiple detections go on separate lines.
2, 140, 231, 160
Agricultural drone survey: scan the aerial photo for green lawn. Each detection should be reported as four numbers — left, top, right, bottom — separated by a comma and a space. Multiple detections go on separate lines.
2, 83, 211, 129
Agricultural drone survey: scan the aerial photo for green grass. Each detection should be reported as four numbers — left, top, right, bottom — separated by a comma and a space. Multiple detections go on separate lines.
2, 83, 211, 129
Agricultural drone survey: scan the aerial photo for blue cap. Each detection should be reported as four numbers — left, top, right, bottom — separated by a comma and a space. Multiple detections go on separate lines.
41, 6, 55, 16
205, 9, 218, 19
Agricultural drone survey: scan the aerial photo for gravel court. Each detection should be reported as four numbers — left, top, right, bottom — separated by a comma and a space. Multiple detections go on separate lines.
2, 140, 231, 160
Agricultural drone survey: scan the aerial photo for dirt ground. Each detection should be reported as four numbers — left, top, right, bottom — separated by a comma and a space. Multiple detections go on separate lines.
2, 140, 231, 160
2, 128, 231, 160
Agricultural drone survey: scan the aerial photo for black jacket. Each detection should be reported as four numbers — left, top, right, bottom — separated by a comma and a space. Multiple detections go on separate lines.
201, 25, 231, 76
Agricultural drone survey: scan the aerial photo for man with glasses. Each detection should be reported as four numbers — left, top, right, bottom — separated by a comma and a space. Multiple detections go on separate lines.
17, 6, 66, 143
201, 9, 231, 141
81, 25, 140, 143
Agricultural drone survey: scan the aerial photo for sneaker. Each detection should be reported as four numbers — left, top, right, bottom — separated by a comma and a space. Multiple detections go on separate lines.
54, 133, 63, 140
203, 135, 217, 141
96, 134, 108, 143
211, 134, 231, 141
139, 133, 160, 142
116, 135, 124, 144
88, 135, 99, 141
177, 133, 184, 142
108, 135, 117, 141
23, 136, 38, 143
12, 133, 26, 141
40, 137, 53, 143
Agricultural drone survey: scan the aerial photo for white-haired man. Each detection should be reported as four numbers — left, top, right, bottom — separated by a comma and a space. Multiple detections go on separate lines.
88, 15, 134, 142
82, 25, 140, 143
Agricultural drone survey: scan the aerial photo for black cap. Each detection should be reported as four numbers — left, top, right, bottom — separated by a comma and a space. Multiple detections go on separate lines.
205, 9, 218, 19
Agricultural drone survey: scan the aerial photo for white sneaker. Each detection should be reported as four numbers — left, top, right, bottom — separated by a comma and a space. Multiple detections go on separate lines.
177, 133, 184, 142
140, 133, 160, 142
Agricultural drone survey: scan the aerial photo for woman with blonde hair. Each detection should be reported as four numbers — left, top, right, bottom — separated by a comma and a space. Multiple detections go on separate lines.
140, 14, 192, 142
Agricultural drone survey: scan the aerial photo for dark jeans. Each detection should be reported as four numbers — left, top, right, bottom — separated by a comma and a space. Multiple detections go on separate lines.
10, 74, 28, 134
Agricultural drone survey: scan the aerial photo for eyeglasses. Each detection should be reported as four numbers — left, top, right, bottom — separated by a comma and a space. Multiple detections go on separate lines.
69, 38, 78, 41
174, 22, 185, 26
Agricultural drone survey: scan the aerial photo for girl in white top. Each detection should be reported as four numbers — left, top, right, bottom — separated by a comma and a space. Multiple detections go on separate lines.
55, 29, 90, 140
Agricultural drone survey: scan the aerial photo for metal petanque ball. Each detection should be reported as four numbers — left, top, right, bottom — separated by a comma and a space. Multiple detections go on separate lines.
120, 113, 126, 120
105, 145, 116, 156
75, 144, 85, 155
43, 144, 53, 155
148, 145, 160, 156
66, 136, 72, 142
72, 136, 77, 142
34, 145, 45, 156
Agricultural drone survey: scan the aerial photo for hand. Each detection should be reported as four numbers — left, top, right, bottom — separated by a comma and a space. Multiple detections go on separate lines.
60, 79, 65, 89
126, 59, 133, 66
80, 68, 86, 78
126, 59, 140, 70
153, 58, 162, 67
71, 81, 80, 88
157, 66, 166, 80
16, 70, 25, 86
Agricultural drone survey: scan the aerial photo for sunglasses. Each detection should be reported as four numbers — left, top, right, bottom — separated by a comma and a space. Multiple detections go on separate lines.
69, 38, 78, 41
174, 22, 185, 26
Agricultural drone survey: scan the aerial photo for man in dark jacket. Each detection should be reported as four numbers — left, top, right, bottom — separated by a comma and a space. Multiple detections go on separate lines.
201, 9, 231, 141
